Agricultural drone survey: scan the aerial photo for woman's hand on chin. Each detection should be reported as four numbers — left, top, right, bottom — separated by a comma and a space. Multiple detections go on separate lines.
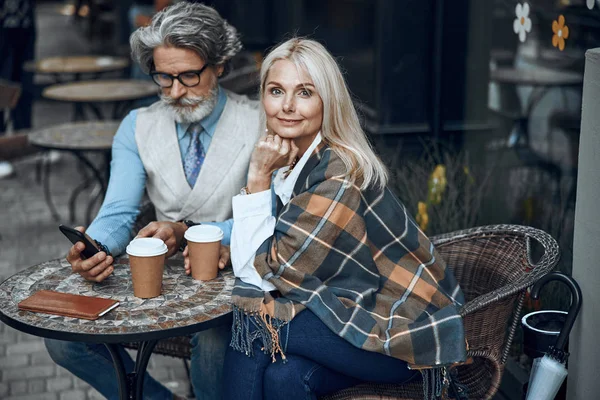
247, 133, 299, 192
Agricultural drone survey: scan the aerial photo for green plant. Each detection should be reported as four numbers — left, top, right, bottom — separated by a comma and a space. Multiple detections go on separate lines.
388, 141, 494, 236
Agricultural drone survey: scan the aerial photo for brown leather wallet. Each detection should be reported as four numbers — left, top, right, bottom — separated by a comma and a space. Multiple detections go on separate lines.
18, 290, 119, 320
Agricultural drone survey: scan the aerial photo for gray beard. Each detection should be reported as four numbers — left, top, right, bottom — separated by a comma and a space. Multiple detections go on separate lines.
160, 87, 219, 123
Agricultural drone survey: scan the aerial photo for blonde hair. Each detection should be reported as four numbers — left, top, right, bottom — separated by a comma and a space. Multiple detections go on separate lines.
259, 38, 388, 190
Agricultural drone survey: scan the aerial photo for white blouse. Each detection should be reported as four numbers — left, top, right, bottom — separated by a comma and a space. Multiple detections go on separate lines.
230, 133, 323, 291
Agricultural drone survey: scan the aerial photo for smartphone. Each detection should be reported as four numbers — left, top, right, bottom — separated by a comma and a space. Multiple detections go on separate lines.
58, 225, 100, 259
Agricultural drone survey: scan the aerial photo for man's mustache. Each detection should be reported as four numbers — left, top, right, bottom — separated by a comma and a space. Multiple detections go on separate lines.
161, 95, 205, 107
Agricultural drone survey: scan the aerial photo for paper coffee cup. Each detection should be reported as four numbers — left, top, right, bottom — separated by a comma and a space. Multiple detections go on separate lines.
126, 238, 168, 298
184, 225, 224, 281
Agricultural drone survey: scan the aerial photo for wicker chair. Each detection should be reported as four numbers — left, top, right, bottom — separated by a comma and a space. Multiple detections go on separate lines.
321, 224, 559, 400
128, 206, 559, 400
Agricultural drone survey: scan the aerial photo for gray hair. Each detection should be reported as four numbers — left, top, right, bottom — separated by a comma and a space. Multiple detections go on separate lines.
130, 2, 242, 76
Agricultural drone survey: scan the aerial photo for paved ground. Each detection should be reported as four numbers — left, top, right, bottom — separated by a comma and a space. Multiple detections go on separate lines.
0, 2, 190, 399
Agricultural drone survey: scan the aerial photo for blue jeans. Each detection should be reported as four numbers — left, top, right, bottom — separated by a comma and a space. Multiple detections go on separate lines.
44, 339, 172, 400
45, 324, 230, 400
223, 310, 419, 400
0, 26, 36, 133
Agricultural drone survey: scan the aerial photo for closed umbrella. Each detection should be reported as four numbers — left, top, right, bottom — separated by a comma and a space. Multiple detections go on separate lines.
526, 272, 582, 400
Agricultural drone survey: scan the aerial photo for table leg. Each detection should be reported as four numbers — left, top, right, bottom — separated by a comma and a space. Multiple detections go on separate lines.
104, 151, 111, 184
72, 151, 106, 196
84, 151, 111, 224
85, 183, 103, 225
508, 86, 562, 180
73, 103, 86, 121
134, 340, 159, 399
507, 86, 548, 149
113, 100, 134, 120
524, 86, 551, 123
506, 86, 563, 211
104, 343, 128, 400
86, 102, 105, 120
70, 151, 107, 224
51, 73, 71, 84
104, 340, 158, 400
69, 178, 92, 222
41, 153, 62, 221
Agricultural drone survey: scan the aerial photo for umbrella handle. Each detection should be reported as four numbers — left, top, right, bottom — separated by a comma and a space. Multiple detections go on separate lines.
531, 272, 582, 352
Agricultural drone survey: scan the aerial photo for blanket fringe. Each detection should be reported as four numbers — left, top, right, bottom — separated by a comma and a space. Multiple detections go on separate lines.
230, 305, 289, 362
421, 367, 443, 400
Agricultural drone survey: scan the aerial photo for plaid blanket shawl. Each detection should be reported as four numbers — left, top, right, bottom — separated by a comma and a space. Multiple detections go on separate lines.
231, 143, 466, 368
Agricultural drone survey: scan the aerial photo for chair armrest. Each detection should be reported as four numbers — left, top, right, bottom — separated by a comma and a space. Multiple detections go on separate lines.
431, 224, 560, 317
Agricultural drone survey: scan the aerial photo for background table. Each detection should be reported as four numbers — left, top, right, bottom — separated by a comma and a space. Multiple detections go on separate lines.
29, 120, 120, 224
520, 48, 585, 72
0, 257, 234, 400
25, 55, 129, 81
489, 67, 583, 88
42, 79, 157, 120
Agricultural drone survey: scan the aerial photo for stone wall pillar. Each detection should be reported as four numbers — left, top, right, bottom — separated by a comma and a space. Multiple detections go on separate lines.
566, 48, 600, 399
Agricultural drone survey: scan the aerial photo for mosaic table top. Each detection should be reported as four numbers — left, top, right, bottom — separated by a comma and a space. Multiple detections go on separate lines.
43, 80, 157, 103
29, 121, 120, 151
0, 257, 234, 342
25, 56, 129, 74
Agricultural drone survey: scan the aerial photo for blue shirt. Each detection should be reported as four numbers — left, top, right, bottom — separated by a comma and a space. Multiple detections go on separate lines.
87, 87, 233, 256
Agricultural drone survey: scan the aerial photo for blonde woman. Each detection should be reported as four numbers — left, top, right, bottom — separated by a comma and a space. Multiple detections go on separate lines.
217, 38, 467, 399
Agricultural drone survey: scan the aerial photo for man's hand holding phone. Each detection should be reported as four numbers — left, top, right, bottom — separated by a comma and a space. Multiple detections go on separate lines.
64, 226, 114, 283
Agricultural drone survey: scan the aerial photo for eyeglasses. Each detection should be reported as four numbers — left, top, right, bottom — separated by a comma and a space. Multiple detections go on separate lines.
149, 64, 210, 88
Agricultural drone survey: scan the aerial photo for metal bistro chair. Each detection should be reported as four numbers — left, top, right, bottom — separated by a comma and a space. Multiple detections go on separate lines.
129, 202, 559, 400
0, 79, 22, 132
0, 79, 38, 161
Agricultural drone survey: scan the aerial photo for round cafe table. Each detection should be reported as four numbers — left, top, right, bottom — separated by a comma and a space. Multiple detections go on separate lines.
29, 120, 120, 224
489, 67, 583, 88
0, 257, 234, 400
42, 79, 157, 120
520, 48, 585, 72
25, 55, 129, 80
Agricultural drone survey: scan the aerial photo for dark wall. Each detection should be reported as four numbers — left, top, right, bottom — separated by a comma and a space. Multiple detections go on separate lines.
220, 0, 491, 140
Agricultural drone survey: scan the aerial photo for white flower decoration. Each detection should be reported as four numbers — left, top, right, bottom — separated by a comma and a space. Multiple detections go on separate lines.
513, 3, 532, 43
587, 0, 595, 10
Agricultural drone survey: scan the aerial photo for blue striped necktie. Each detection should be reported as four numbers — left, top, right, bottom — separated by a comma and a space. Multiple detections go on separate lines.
183, 123, 205, 187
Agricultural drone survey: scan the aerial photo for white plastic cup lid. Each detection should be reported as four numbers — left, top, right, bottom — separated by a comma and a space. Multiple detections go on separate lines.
184, 225, 224, 243
126, 237, 168, 257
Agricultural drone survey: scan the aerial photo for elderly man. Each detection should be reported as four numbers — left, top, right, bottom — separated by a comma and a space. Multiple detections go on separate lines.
44, 3, 259, 400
